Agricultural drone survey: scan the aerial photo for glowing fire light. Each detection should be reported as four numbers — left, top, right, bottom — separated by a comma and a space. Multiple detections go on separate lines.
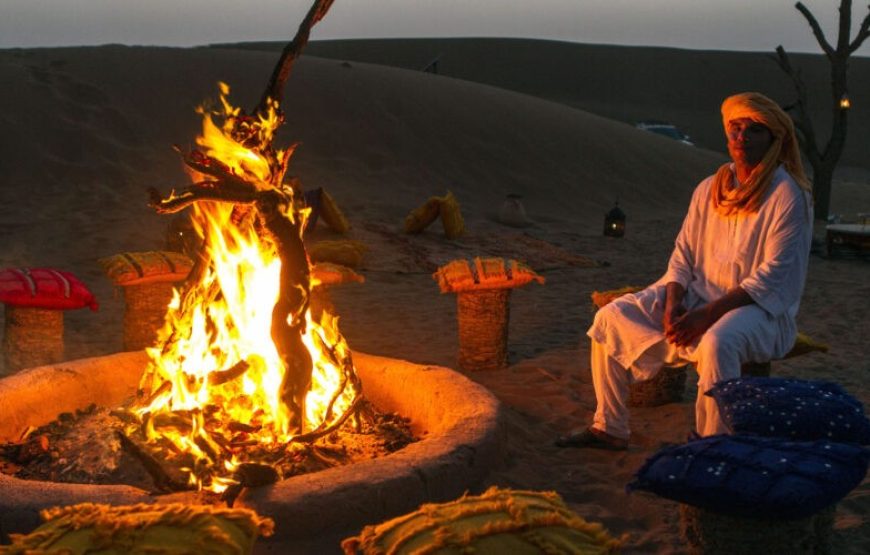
132, 84, 358, 492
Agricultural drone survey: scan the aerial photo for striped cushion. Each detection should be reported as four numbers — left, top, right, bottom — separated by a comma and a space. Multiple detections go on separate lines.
0, 268, 97, 310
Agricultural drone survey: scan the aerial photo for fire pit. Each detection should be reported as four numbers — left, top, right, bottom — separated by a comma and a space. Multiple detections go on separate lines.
0, 351, 503, 543
2, 2, 505, 545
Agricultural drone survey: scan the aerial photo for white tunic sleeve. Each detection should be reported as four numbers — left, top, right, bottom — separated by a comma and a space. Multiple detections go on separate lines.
661, 178, 708, 288
739, 182, 812, 318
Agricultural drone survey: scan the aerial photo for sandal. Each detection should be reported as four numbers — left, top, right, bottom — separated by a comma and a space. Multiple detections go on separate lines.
555, 427, 628, 451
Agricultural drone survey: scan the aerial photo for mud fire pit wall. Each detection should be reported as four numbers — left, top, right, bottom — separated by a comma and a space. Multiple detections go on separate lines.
0, 350, 504, 545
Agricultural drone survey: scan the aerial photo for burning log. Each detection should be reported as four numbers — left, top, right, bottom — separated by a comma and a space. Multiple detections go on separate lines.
116, 432, 189, 493
208, 359, 251, 386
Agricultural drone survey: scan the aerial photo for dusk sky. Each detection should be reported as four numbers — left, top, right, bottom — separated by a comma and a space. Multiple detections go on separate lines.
2, 1, 869, 56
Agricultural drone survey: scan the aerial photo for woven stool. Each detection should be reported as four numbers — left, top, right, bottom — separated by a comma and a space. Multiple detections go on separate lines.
122, 282, 177, 351
457, 289, 510, 371
741, 361, 771, 377
1, 267, 98, 373
309, 285, 335, 320
3, 306, 64, 372
98, 251, 193, 351
308, 262, 365, 322
680, 503, 835, 554
629, 365, 689, 407
434, 258, 544, 372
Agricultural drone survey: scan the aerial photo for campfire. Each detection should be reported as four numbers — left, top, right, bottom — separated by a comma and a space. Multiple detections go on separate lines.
0, 0, 419, 501
128, 0, 368, 495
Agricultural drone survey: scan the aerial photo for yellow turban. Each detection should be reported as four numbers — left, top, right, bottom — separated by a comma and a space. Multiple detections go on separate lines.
711, 92, 811, 216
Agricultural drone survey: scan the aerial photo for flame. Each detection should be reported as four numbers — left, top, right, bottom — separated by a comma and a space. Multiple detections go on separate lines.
132, 84, 357, 492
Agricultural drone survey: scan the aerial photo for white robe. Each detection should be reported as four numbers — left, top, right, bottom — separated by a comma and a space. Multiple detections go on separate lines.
588, 165, 813, 393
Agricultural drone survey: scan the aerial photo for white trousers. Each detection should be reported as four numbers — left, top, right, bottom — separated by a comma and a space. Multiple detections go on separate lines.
590, 337, 739, 440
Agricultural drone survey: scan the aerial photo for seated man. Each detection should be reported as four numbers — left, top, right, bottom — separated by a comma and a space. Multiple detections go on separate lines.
558, 92, 814, 450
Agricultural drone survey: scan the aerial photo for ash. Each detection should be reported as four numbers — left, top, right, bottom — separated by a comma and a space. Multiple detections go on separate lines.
0, 401, 416, 493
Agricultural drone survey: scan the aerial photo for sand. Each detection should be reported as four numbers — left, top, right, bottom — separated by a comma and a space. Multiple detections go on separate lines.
0, 39, 868, 553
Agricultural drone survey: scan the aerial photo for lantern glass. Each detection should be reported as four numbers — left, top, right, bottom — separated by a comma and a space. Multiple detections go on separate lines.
604, 202, 626, 238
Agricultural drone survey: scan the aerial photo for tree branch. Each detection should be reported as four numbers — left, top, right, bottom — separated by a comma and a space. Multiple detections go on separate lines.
254, 0, 335, 117
797, 2, 836, 57
836, 0, 853, 52
147, 183, 259, 214
774, 46, 822, 162
849, 4, 870, 53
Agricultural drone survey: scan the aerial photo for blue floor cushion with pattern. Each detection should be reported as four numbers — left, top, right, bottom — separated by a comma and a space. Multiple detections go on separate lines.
627, 435, 870, 519
706, 377, 870, 444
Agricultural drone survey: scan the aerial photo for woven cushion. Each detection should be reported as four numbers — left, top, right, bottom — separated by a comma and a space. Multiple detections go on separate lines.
433, 257, 545, 293
311, 262, 365, 286
98, 251, 193, 286
783, 332, 829, 359
341, 487, 620, 554
4, 502, 273, 555
590, 285, 643, 309
706, 377, 870, 444
308, 240, 367, 268
0, 268, 97, 311
628, 435, 870, 519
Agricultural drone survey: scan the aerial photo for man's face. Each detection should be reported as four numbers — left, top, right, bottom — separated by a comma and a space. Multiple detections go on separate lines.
726, 118, 774, 168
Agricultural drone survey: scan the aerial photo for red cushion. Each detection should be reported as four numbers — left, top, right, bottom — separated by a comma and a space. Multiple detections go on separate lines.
0, 268, 98, 311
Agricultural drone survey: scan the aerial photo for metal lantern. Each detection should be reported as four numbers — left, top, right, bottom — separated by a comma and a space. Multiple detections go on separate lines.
839, 93, 851, 110
604, 201, 626, 237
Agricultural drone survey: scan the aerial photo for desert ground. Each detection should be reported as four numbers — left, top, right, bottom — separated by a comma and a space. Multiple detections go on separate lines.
0, 39, 868, 553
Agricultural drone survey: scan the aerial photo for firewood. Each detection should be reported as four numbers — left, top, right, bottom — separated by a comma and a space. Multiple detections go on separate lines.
208, 359, 251, 386
117, 432, 189, 493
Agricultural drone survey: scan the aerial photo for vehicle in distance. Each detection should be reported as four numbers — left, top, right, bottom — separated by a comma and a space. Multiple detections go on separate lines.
635, 121, 694, 146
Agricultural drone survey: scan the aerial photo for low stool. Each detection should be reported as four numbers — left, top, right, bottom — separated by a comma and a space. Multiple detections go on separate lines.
629, 365, 689, 407
680, 503, 834, 555
98, 251, 193, 351
434, 258, 544, 372
1, 267, 98, 373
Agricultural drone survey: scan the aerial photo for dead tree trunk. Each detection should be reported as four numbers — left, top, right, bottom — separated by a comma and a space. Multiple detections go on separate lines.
774, 1, 870, 221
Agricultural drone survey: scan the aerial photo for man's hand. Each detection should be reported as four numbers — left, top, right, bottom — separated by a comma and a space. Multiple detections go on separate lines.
663, 281, 687, 340
665, 308, 714, 347
663, 304, 686, 338
665, 287, 756, 347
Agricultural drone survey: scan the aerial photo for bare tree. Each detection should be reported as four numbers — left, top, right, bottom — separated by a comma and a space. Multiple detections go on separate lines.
774, 1, 870, 220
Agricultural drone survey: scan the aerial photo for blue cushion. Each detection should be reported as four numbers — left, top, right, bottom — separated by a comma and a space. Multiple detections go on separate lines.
627, 435, 869, 519
706, 377, 870, 444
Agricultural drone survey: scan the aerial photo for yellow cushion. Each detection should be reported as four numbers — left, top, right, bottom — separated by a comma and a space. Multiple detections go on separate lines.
98, 251, 193, 286
433, 258, 545, 294
783, 332, 829, 359
439, 191, 465, 239
320, 189, 350, 234
308, 240, 368, 268
404, 196, 442, 234
342, 487, 620, 554
590, 286, 643, 309
3, 502, 274, 555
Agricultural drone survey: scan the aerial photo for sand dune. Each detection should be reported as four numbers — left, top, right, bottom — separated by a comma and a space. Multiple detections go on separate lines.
0, 40, 868, 553
293, 38, 870, 171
